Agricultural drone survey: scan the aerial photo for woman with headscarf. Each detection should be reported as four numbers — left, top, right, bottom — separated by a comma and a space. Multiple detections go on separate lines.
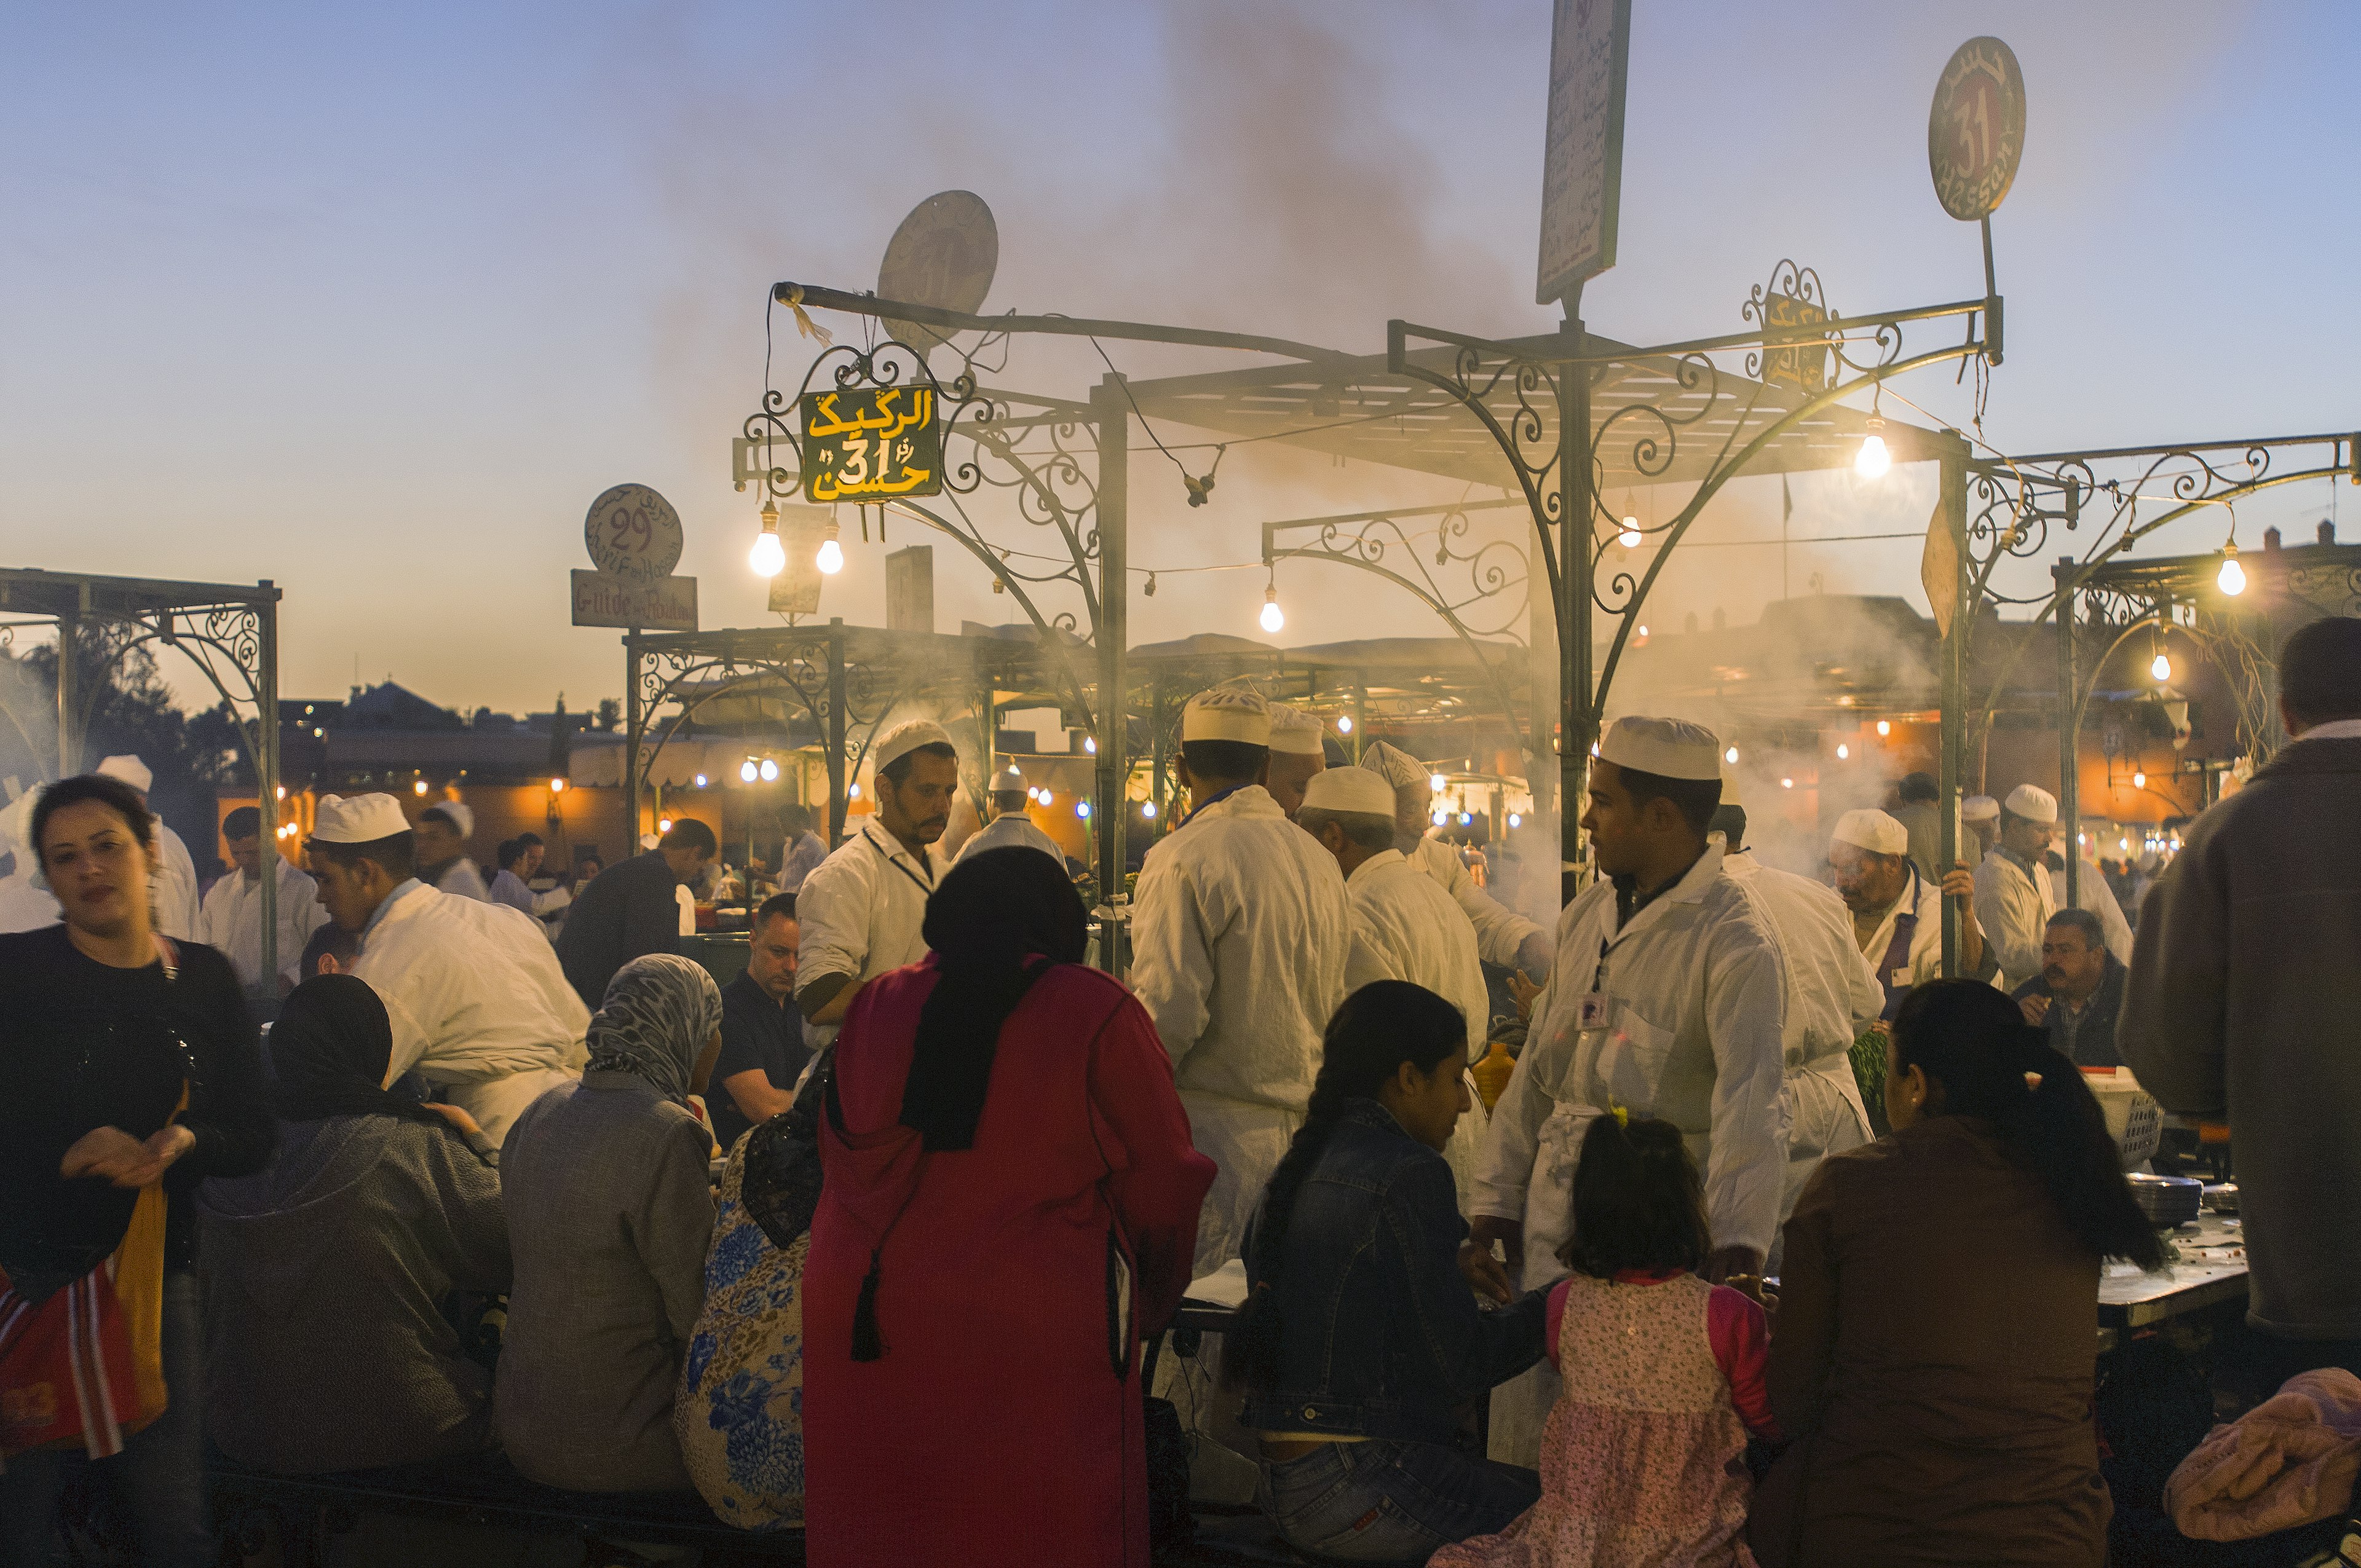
802, 847, 1216, 1567
197, 974, 509, 1473
498, 953, 724, 1492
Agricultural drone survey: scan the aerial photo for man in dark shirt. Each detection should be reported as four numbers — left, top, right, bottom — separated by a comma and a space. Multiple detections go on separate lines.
555, 819, 716, 1007
2012, 907, 2126, 1067
708, 894, 806, 1153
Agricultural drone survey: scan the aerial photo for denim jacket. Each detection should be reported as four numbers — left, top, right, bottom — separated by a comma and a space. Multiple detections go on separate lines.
1237, 1098, 1546, 1446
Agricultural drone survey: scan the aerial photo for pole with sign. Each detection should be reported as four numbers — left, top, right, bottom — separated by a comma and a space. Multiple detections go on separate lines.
573, 483, 698, 632
1535, 0, 1632, 309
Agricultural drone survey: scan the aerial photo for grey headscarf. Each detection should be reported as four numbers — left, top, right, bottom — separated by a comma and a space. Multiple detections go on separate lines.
585, 953, 724, 1107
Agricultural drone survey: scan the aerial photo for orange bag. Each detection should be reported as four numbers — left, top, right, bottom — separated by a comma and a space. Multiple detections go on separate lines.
0, 1179, 171, 1459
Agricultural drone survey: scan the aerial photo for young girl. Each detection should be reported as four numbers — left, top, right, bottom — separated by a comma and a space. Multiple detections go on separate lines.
1434, 1112, 1776, 1568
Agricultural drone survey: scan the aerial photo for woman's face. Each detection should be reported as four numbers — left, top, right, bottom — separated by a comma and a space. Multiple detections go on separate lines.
41, 799, 152, 938
1383, 1046, 1472, 1152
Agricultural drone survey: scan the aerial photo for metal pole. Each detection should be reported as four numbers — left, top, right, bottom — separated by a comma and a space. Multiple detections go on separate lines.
1351, 685, 1367, 765
2055, 557, 2080, 909
1149, 674, 1167, 840
55, 608, 80, 778
623, 635, 644, 850
1558, 317, 1596, 867
826, 620, 847, 846
1938, 433, 1970, 975
1092, 374, 1129, 975
256, 586, 280, 990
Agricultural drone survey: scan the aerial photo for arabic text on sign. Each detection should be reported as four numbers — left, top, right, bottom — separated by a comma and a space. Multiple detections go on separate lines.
799, 385, 943, 503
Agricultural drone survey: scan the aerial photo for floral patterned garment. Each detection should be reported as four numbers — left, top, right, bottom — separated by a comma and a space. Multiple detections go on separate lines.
1434, 1272, 1758, 1568
675, 1139, 807, 1531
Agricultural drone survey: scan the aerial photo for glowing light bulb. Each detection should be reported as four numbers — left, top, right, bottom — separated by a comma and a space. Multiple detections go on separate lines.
1876, 720, 1891, 737
1085, 736, 1097, 755
1335, 716, 1352, 734
693, 773, 707, 789
412, 779, 428, 796
1075, 801, 1091, 820
1781, 777, 1795, 789
1141, 801, 1157, 820
274, 784, 287, 800
748, 529, 785, 577
1431, 810, 1448, 826
1430, 774, 1449, 793
1725, 746, 1739, 764
1260, 589, 1285, 634
658, 817, 673, 834
1635, 624, 1650, 639
816, 537, 845, 575
2132, 771, 2146, 789
759, 758, 779, 782
1855, 417, 1891, 479
1836, 744, 1849, 760
1619, 518, 1642, 549
1507, 812, 1522, 828
740, 760, 759, 783
2152, 652, 2172, 682
550, 778, 567, 794
1458, 812, 1473, 825
2218, 550, 2247, 596
848, 782, 861, 798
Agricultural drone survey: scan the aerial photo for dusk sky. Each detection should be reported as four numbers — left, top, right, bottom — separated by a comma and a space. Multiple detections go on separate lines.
7, 1, 2354, 717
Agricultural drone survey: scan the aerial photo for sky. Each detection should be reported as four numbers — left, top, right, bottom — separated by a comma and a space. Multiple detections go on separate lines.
4, 0, 2355, 717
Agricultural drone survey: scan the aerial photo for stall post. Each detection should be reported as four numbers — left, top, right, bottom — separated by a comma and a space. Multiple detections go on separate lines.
55, 605, 80, 777
826, 620, 847, 846
1937, 431, 1971, 974
1091, 372, 1131, 974
623, 635, 644, 845
1556, 315, 1596, 867
256, 586, 280, 987
2055, 557, 2081, 907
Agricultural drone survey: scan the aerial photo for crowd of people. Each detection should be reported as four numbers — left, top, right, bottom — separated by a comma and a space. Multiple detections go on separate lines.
0, 615, 2355, 1567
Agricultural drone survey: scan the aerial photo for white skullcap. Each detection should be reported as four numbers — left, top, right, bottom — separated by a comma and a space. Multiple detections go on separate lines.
1182, 687, 1270, 746
1597, 715, 1722, 781
1300, 768, 1396, 817
2004, 784, 2058, 824
421, 800, 473, 839
1960, 794, 2000, 822
96, 755, 154, 794
992, 763, 1027, 792
1358, 739, 1428, 791
308, 792, 412, 845
639, 832, 660, 851
1831, 808, 1910, 856
875, 719, 955, 772
1266, 707, 1326, 756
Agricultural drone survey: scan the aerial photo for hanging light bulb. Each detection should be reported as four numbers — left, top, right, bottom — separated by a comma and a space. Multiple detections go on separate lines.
1854, 416, 1891, 479
1259, 578, 1285, 634
1431, 809, 1448, 826
848, 781, 861, 798
657, 816, 673, 834
759, 758, 780, 782
1429, 773, 1448, 793
1619, 516, 1642, 549
1085, 736, 1097, 755
2217, 541, 2247, 596
1875, 719, 1891, 737
1836, 744, 1849, 760
1140, 800, 1157, 820
1506, 812, 1522, 828
2132, 771, 2146, 789
1335, 715, 1352, 734
1075, 800, 1091, 820
2151, 649, 2172, 682
1724, 746, 1739, 764
748, 499, 785, 577
815, 532, 844, 575
1781, 777, 1795, 789
740, 758, 758, 783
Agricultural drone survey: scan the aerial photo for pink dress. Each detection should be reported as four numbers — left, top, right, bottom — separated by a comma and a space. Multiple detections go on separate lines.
1434, 1271, 1774, 1568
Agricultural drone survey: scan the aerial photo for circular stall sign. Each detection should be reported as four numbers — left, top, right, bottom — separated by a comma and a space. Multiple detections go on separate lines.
878, 190, 999, 353
1928, 37, 2027, 222
583, 484, 683, 583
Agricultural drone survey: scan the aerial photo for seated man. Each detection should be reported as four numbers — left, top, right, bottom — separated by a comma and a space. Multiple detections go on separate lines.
708, 892, 809, 1153
2013, 907, 2126, 1068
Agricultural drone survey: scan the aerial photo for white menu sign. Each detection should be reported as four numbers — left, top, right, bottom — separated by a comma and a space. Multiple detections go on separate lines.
1535, 0, 1632, 306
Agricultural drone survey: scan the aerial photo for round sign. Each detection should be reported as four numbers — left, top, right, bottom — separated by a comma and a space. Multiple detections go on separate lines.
583, 484, 683, 583
1928, 37, 2027, 223
878, 190, 999, 353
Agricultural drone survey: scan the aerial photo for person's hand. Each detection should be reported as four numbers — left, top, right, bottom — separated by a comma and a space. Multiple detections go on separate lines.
1506, 971, 1543, 1023
1466, 1215, 1525, 1284
2020, 995, 2051, 1027
422, 1102, 484, 1139
1457, 1240, 1515, 1304
1516, 931, 1553, 987
1941, 864, 1975, 902
1706, 1245, 1764, 1291
61, 1124, 196, 1188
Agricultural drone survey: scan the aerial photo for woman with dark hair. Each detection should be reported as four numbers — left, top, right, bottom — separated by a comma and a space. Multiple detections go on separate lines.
198, 974, 510, 1473
0, 774, 271, 1567
1755, 979, 2166, 1567
803, 846, 1214, 1568
1230, 980, 1547, 1566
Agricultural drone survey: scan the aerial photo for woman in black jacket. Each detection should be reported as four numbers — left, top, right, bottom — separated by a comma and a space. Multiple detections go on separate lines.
0, 774, 271, 1567
1228, 982, 1546, 1566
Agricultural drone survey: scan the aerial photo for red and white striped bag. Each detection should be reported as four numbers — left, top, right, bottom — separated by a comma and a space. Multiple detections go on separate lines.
0, 1179, 172, 1460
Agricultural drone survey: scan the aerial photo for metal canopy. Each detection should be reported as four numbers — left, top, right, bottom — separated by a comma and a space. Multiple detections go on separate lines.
1120, 339, 1913, 489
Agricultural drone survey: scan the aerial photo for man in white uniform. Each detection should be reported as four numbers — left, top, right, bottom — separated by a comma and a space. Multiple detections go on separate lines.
1299, 766, 1493, 1205
1262, 707, 1328, 819
1710, 805, 1880, 1248
1831, 806, 1995, 1007
197, 805, 328, 996
1359, 739, 1551, 981
1974, 784, 2069, 991
1129, 687, 1351, 1278
1960, 793, 1999, 870
309, 792, 587, 1142
414, 802, 490, 901
794, 720, 957, 1047
0, 787, 60, 932
1470, 717, 1789, 1465
95, 755, 199, 940
953, 762, 1066, 866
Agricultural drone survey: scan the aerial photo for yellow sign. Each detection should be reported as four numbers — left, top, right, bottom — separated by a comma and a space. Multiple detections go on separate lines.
799, 386, 941, 503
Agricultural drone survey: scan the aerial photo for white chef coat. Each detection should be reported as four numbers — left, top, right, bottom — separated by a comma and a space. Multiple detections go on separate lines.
1974, 846, 2056, 993
196, 855, 328, 989
428, 857, 490, 902
0, 864, 58, 932
1129, 785, 1350, 1277
1856, 862, 1952, 991
1471, 845, 1789, 1282
953, 811, 1068, 867
351, 880, 590, 1142
1341, 847, 1494, 1210
151, 822, 200, 942
1407, 835, 1544, 972
794, 819, 944, 1048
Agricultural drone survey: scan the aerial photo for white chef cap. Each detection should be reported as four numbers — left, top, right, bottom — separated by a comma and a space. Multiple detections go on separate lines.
96, 755, 153, 794
1266, 707, 1326, 757
1300, 768, 1396, 817
1960, 794, 2000, 822
421, 800, 473, 839
1831, 808, 1910, 857
1358, 739, 1428, 790
875, 719, 955, 772
1182, 686, 1270, 746
992, 763, 1027, 792
1597, 715, 1721, 781
2004, 784, 2058, 824
308, 792, 413, 845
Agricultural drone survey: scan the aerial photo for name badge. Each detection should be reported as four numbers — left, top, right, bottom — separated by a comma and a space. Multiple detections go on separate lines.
1890, 967, 1912, 988
1578, 993, 1608, 1030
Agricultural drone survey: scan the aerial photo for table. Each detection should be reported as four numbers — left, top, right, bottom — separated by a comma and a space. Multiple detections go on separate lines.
2097, 1210, 2248, 1352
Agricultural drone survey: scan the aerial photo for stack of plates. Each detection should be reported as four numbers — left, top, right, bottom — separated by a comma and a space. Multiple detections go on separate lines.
2204, 1183, 2240, 1215
2129, 1174, 2204, 1228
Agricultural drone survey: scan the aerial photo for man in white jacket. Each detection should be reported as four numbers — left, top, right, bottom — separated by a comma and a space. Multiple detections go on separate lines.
1359, 739, 1551, 981
308, 792, 588, 1142
1129, 686, 1351, 1278
198, 805, 328, 996
1974, 784, 2068, 992
95, 755, 200, 940
1298, 765, 1492, 1206
1470, 717, 1788, 1465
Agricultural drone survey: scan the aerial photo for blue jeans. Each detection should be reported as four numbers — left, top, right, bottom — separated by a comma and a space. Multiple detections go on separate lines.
1259, 1438, 1539, 1565
0, 1271, 211, 1568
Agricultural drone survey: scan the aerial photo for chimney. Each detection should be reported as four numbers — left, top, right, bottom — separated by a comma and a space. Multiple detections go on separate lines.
2263, 526, 2282, 551
2321, 518, 2338, 546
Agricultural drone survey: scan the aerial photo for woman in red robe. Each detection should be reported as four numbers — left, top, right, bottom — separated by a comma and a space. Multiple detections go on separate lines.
804, 845, 1215, 1567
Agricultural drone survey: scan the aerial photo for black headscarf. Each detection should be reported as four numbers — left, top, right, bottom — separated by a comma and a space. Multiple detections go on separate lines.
899, 846, 1089, 1151
268, 974, 449, 1130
